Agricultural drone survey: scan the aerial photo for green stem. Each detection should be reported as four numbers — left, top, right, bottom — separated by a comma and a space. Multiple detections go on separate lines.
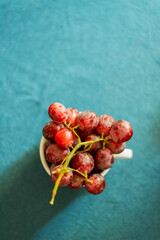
50, 170, 65, 205
63, 142, 82, 167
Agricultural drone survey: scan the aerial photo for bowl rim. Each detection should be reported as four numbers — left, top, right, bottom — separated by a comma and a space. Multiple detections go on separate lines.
39, 136, 133, 177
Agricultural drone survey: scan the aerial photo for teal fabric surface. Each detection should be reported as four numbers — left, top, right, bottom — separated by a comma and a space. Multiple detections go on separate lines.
0, 1, 160, 240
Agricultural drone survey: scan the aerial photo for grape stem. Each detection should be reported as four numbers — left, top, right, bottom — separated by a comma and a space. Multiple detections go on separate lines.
63, 122, 81, 143
50, 169, 65, 205
49, 130, 111, 205
67, 167, 93, 183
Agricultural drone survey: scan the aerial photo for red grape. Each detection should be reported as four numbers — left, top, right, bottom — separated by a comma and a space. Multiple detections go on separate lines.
46, 143, 70, 164
66, 108, 79, 126
71, 152, 94, 174
76, 111, 99, 132
85, 174, 106, 195
50, 165, 73, 186
55, 128, 74, 148
110, 120, 133, 143
85, 134, 102, 151
95, 149, 114, 170
48, 102, 68, 123
68, 172, 84, 190
106, 140, 126, 154
43, 121, 63, 141
96, 114, 115, 136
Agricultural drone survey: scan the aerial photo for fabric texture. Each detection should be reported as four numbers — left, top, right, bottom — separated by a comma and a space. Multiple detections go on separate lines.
0, 1, 160, 239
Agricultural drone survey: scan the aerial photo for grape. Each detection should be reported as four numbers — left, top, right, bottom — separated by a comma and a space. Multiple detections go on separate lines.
50, 165, 73, 186
55, 128, 74, 148
48, 102, 68, 123
66, 108, 79, 126
76, 111, 99, 132
46, 143, 70, 164
106, 140, 126, 154
85, 134, 102, 151
68, 172, 84, 190
96, 114, 115, 136
71, 152, 94, 174
95, 149, 114, 170
43, 121, 63, 141
110, 120, 133, 143
85, 174, 106, 195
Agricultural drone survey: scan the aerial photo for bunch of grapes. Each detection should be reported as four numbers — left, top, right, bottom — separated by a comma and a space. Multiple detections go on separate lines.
42, 103, 133, 205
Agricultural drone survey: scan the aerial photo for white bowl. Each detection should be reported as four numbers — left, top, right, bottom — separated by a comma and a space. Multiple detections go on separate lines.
39, 136, 133, 177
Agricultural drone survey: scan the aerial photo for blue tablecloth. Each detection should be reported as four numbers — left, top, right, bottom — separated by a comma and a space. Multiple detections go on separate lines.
1, 1, 160, 239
